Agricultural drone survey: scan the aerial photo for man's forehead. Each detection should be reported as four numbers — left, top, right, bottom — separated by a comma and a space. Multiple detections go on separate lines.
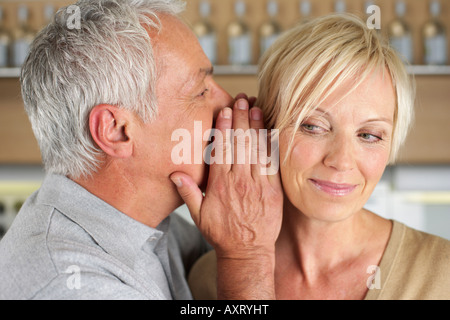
150, 14, 199, 66
150, 13, 193, 46
149, 13, 213, 94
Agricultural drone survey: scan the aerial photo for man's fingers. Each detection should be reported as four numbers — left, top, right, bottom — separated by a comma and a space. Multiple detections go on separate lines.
232, 99, 252, 173
249, 107, 269, 179
209, 107, 233, 176
233, 99, 250, 130
209, 99, 272, 180
170, 173, 203, 224
264, 130, 281, 182
249, 107, 264, 130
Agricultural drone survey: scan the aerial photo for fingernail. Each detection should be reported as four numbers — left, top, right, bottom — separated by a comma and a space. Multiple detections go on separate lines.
170, 177, 183, 187
237, 99, 248, 110
222, 108, 232, 119
251, 108, 262, 121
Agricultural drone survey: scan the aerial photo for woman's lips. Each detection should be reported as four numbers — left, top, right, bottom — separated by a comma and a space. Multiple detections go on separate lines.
309, 179, 358, 197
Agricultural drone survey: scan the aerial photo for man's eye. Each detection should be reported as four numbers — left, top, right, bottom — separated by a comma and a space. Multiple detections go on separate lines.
199, 88, 209, 97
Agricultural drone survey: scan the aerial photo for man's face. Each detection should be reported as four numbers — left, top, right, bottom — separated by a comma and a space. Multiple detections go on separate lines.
133, 14, 232, 188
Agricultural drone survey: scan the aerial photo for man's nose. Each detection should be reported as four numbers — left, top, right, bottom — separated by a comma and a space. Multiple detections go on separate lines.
211, 81, 233, 118
323, 134, 356, 172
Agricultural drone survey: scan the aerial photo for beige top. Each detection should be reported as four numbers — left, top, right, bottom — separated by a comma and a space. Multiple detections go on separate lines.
188, 220, 450, 300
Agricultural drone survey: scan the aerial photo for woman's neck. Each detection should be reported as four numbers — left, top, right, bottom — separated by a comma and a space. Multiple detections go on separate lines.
275, 199, 392, 290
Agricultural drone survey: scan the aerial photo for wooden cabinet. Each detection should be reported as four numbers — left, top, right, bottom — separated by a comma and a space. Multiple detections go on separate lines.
397, 75, 450, 163
0, 0, 449, 164
0, 78, 41, 163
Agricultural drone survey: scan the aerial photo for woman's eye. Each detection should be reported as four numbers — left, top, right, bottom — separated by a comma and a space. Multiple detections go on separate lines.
301, 123, 324, 133
303, 124, 317, 130
359, 133, 382, 143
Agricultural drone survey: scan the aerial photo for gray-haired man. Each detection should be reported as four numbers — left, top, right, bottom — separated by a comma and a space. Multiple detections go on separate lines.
0, 0, 282, 299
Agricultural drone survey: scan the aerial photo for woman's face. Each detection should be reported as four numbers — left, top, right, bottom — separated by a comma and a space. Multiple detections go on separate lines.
280, 69, 396, 222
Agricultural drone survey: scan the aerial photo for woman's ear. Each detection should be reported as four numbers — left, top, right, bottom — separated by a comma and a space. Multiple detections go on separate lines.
89, 105, 133, 159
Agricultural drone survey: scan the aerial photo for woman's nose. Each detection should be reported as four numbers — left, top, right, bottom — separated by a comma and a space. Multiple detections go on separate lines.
323, 135, 356, 172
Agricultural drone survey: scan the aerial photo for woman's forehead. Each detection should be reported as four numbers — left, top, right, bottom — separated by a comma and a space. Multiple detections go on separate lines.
308, 68, 395, 119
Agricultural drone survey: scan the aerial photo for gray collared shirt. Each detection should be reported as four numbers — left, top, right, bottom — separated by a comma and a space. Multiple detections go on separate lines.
0, 174, 210, 300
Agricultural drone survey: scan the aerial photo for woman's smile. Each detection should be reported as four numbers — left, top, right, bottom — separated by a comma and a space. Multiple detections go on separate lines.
308, 179, 358, 197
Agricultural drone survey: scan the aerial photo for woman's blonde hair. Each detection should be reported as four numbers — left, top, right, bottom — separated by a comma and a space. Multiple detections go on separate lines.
258, 14, 415, 164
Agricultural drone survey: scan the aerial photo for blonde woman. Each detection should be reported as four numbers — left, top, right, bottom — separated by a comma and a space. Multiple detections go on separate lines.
188, 14, 450, 300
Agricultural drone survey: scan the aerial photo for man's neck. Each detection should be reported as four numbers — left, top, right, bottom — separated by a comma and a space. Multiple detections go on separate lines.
73, 163, 182, 228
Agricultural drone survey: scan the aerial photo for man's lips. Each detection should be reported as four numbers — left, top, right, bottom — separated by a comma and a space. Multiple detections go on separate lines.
309, 179, 358, 197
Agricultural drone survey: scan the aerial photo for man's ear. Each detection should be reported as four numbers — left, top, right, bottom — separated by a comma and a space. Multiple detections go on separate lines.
89, 105, 133, 159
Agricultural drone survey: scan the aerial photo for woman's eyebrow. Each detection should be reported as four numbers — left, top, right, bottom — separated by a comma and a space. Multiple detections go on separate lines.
364, 117, 394, 125
309, 108, 394, 126
307, 107, 330, 119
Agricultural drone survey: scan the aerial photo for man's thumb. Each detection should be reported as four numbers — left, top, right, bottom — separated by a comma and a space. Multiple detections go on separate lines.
170, 172, 203, 221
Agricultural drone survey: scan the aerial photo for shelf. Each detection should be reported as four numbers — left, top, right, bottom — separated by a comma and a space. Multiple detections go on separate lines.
214, 65, 259, 76
2, 65, 450, 79
402, 191, 450, 205
0, 66, 259, 78
406, 65, 450, 76
0, 66, 260, 78
214, 65, 450, 76
0, 68, 21, 78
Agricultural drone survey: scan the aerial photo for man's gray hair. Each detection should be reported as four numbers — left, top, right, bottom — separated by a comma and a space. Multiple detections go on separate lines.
21, 0, 186, 179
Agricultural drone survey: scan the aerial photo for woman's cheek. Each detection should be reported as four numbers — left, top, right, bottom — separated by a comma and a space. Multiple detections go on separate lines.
280, 137, 325, 198
357, 144, 391, 183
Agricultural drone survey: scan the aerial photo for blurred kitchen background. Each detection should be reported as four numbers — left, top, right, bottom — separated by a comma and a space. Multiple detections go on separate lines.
0, 0, 449, 240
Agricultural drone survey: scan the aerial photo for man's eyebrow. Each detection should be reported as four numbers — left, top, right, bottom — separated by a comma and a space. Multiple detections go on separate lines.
182, 66, 214, 93
200, 66, 214, 77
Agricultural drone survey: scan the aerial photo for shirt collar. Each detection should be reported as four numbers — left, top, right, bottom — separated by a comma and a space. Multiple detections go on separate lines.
37, 174, 167, 269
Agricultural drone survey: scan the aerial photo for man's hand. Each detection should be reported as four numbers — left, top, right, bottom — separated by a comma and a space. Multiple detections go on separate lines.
170, 95, 283, 299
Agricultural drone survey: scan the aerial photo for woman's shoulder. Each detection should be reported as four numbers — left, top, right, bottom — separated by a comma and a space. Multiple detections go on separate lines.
399, 221, 450, 277
188, 250, 218, 300
395, 220, 450, 258
372, 220, 450, 300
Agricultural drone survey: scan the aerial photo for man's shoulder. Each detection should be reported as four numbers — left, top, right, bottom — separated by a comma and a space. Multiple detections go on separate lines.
0, 203, 156, 300
0, 193, 104, 299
